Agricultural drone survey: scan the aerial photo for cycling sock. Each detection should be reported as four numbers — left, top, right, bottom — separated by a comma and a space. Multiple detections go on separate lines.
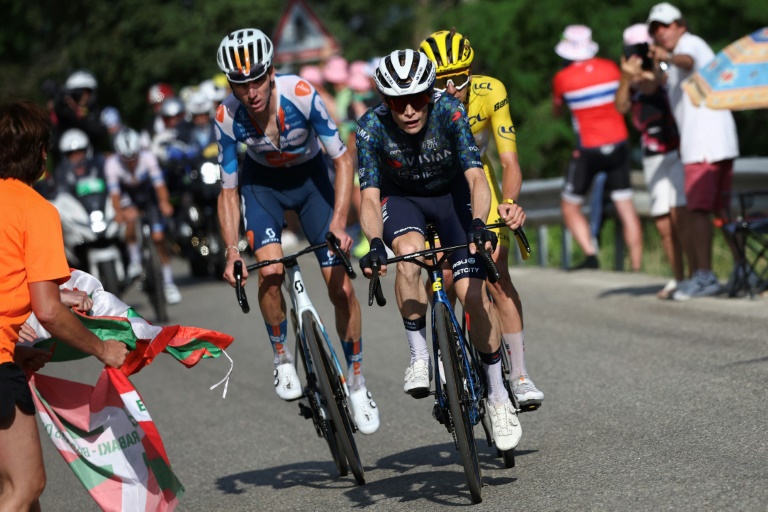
403, 316, 429, 363
265, 319, 292, 365
128, 243, 141, 265
341, 338, 364, 391
162, 264, 174, 285
479, 348, 508, 406
503, 331, 527, 381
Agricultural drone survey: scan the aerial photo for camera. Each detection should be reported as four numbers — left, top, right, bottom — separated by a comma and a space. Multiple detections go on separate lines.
623, 42, 654, 71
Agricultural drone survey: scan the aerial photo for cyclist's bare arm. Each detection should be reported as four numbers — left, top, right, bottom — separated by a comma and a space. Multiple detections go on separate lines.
29, 281, 127, 368
359, 186, 387, 278
218, 186, 246, 286
465, 166, 493, 254
329, 150, 354, 252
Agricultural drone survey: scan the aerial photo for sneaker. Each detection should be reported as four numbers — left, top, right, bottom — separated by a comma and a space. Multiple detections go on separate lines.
672, 270, 721, 301
348, 387, 380, 434
164, 283, 182, 304
404, 359, 431, 398
126, 262, 143, 282
569, 254, 599, 271
488, 399, 522, 451
273, 363, 302, 401
657, 279, 678, 300
511, 376, 544, 408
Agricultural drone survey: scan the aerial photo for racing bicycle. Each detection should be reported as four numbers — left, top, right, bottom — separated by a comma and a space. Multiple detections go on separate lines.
233, 233, 365, 485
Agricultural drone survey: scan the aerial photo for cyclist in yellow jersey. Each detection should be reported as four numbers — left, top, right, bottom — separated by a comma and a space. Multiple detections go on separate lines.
420, 29, 544, 408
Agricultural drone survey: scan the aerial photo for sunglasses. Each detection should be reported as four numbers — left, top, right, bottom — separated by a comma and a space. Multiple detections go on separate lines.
227, 66, 269, 85
434, 71, 471, 93
386, 92, 432, 114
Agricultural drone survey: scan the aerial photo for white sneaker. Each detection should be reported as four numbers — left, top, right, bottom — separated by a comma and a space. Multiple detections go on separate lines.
404, 359, 431, 397
348, 387, 380, 434
164, 283, 182, 304
511, 376, 544, 408
672, 270, 721, 301
488, 399, 522, 451
126, 262, 143, 282
273, 363, 302, 401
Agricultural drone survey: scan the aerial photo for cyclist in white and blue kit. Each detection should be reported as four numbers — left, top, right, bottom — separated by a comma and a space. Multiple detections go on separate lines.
215, 28, 379, 434
357, 49, 524, 450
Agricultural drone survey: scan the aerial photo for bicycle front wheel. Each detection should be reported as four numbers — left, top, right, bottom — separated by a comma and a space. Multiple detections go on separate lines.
435, 302, 482, 503
143, 226, 168, 323
303, 311, 365, 485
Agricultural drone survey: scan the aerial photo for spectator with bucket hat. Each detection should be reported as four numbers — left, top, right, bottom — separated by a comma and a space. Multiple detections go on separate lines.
646, 2, 740, 300
552, 25, 643, 271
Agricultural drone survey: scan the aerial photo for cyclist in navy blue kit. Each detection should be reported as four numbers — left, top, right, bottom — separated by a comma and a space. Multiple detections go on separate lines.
215, 28, 378, 434
356, 49, 524, 450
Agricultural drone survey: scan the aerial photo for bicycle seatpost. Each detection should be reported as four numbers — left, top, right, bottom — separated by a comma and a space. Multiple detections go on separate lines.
234, 260, 250, 314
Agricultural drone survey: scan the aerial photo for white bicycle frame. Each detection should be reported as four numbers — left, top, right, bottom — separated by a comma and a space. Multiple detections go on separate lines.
283, 264, 352, 399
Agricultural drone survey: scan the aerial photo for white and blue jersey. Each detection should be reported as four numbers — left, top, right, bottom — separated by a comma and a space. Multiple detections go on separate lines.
214, 74, 347, 189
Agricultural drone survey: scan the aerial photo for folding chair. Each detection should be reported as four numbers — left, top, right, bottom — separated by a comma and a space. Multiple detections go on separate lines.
721, 190, 768, 298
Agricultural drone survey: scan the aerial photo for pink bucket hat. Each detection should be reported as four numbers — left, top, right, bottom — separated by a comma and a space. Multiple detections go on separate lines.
555, 25, 599, 61
299, 65, 323, 86
348, 71, 371, 93
323, 56, 349, 84
623, 23, 652, 45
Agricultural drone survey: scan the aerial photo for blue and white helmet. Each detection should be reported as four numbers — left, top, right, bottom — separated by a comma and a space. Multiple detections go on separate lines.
374, 49, 435, 97
217, 28, 274, 83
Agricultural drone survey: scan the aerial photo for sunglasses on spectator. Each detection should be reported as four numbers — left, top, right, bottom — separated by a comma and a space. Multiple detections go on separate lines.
434, 71, 471, 93
386, 92, 432, 114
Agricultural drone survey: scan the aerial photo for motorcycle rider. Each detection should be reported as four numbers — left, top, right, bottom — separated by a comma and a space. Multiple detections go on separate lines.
53, 128, 105, 196
105, 128, 182, 304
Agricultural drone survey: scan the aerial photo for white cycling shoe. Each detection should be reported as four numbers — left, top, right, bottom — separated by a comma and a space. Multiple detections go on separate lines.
274, 363, 302, 401
404, 359, 432, 398
164, 283, 182, 305
488, 398, 522, 451
348, 387, 380, 435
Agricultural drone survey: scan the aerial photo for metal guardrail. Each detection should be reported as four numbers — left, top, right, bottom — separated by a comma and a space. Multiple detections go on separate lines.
514, 157, 768, 269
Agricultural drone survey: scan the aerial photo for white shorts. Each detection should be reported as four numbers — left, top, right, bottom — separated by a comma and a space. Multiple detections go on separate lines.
643, 151, 686, 217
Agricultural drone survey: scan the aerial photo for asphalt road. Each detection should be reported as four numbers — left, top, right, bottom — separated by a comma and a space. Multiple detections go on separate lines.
37, 258, 767, 511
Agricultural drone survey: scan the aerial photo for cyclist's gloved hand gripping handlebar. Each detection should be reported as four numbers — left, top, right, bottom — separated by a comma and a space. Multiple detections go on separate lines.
359, 238, 388, 307
467, 218, 500, 284
233, 260, 250, 314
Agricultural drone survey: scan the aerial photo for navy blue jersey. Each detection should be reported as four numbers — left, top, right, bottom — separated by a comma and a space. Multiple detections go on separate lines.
355, 94, 482, 197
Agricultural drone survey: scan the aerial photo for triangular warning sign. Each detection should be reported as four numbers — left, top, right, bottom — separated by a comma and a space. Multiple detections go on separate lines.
272, 0, 341, 65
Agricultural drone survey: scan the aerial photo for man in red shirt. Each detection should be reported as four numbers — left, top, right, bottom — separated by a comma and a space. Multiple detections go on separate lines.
552, 25, 643, 271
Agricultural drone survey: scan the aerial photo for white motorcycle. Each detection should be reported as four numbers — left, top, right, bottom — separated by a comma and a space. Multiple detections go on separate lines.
51, 173, 126, 296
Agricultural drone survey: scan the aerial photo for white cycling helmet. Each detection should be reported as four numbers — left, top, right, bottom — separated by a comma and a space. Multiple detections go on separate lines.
374, 49, 436, 97
114, 128, 142, 159
65, 70, 98, 91
159, 97, 185, 118
59, 128, 91, 153
217, 28, 274, 83
186, 90, 213, 116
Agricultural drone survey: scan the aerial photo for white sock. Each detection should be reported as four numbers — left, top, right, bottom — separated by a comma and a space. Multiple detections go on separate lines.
128, 243, 141, 265
406, 328, 429, 364
503, 331, 528, 381
483, 361, 508, 406
162, 264, 174, 285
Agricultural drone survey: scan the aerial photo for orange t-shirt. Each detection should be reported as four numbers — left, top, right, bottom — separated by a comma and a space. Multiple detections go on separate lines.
0, 178, 70, 365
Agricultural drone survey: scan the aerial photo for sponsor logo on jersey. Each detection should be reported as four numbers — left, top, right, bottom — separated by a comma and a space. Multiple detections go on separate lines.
452, 111, 462, 122
387, 158, 403, 168
494, 98, 509, 111
473, 82, 492, 91
356, 125, 370, 141
295, 80, 311, 96
498, 125, 516, 141
216, 104, 226, 123
469, 113, 486, 126
246, 230, 255, 249
265, 151, 301, 167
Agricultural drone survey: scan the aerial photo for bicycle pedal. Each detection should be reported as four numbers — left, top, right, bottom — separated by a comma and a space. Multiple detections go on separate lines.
518, 403, 541, 413
297, 402, 313, 419
406, 388, 432, 400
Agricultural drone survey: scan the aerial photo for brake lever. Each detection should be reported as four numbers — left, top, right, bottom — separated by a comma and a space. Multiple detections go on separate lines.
326, 232, 357, 279
234, 260, 250, 314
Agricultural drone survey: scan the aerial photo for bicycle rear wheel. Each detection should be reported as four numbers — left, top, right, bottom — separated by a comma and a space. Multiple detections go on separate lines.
435, 302, 482, 503
303, 311, 365, 485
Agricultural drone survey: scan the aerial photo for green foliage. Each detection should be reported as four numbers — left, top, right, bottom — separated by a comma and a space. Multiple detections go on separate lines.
0, 0, 765, 167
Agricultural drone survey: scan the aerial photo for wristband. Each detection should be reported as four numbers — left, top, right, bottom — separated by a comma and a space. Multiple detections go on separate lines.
225, 245, 240, 255
503, 198, 516, 205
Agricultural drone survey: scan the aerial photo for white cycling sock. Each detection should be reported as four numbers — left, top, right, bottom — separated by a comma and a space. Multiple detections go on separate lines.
503, 331, 527, 381
162, 264, 174, 285
128, 243, 141, 265
483, 360, 508, 406
404, 316, 429, 363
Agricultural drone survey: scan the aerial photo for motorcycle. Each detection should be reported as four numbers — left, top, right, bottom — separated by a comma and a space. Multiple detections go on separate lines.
51, 163, 126, 295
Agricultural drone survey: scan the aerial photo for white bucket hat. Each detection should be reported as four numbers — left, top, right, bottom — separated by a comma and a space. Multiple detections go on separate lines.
555, 25, 599, 61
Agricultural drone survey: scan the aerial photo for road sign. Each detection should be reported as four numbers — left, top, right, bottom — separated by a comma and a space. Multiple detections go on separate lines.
272, 0, 341, 65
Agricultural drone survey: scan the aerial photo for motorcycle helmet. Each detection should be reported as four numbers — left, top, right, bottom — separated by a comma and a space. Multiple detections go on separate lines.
64, 70, 98, 91
59, 128, 92, 156
113, 128, 142, 159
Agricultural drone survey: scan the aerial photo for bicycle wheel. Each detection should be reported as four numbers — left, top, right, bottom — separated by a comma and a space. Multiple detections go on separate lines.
435, 302, 482, 503
142, 226, 168, 323
303, 311, 365, 485
292, 310, 348, 477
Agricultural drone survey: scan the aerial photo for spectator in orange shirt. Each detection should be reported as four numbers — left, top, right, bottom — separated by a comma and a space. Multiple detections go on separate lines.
0, 100, 128, 511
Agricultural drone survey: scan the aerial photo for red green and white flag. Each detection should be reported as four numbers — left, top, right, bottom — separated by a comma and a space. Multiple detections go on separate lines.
29, 368, 184, 512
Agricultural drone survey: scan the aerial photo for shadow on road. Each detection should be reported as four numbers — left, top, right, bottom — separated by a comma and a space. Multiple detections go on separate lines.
216, 460, 359, 494
598, 285, 662, 298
